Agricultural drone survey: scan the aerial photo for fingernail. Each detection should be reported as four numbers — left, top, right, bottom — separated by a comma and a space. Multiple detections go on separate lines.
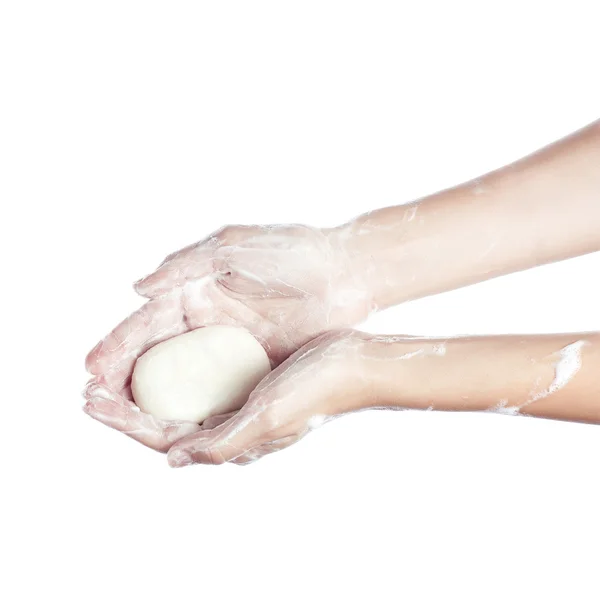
134, 278, 159, 299
82, 382, 110, 400
83, 398, 106, 415
168, 448, 193, 468
83, 397, 102, 413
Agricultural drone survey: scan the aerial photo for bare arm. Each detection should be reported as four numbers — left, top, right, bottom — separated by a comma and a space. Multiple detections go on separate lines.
332, 120, 600, 309
167, 330, 600, 466
87, 120, 600, 456
362, 332, 600, 423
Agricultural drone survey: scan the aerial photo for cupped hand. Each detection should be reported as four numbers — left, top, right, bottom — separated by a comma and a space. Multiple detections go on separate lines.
83, 224, 374, 451
166, 329, 372, 466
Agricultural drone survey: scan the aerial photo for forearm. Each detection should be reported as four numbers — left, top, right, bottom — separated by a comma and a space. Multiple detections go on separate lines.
165, 329, 600, 467
354, 332, 600, 424
332, 120, 600, 309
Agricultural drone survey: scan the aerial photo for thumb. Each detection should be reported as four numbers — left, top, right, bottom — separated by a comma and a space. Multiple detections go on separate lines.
167, 408, 270, 467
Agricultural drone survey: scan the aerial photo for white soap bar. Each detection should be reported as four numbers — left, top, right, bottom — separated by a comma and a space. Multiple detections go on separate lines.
131, 325, 271, 423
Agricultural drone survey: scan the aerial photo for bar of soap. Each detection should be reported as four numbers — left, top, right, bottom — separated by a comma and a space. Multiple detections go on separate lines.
131, 326, 271, 423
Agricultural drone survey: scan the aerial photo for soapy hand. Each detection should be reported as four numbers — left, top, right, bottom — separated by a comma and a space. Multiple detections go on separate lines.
167, 330, 370, 466
83, 225, 374, 451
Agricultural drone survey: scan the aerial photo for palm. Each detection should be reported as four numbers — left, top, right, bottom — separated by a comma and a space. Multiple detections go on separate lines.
84, 224, 371, 451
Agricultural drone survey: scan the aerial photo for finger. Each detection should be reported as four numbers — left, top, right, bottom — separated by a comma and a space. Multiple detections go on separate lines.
167, 427, 245, 466
85, 293, 186, 378
167, 407, 275, 467
134, 240, 218, 298
201, 411, 239, 430
83, 381, 201, 452
230, 434, 300, 465
83, 377, 132, 404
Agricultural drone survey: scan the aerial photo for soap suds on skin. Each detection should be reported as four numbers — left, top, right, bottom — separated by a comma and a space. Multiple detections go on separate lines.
490, 340, 587, 415
398, 349, 426, 360
486, 399, 521, 416
525, 340, 587, 406
405, 204, 418, 222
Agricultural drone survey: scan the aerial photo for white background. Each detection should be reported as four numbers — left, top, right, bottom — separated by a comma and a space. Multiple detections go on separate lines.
2, 2, 599, 599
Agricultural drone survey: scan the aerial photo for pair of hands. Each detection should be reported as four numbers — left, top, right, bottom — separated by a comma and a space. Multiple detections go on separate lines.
84, 224, 376, 466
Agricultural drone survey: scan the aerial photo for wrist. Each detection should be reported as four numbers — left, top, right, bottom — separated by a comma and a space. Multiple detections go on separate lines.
321, 225, 378, 320
329, 332, 427, 413
353, 333, 455, 412
333, 332, 478, 414
318, 330, 383, 414
327, 202, 427, 311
